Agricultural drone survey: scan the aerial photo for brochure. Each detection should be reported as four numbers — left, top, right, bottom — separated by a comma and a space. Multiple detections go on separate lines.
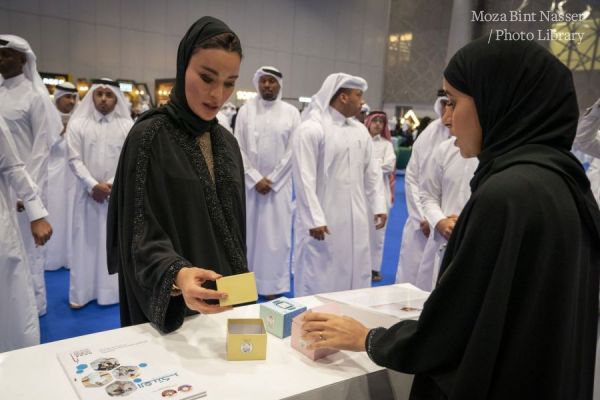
57, 339, 206, 399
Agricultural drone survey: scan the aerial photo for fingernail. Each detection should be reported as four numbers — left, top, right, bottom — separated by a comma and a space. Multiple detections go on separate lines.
221, 293, 228, 298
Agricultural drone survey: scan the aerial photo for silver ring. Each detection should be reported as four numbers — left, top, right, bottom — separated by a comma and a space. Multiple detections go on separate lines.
318, 332, 324, 341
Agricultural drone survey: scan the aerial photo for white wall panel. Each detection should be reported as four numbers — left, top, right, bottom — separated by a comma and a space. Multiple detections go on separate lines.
69, 21, 96, 78
361, 0, 389, 66
289, 54, 307, 98
7, 0, 38, 14
120, 0, 144, 31
143, 0, 166, 34
98, 0, 120, 28
165, 0, 189, 37
8, 11, 41, 54
221, 0, 247, 37
305, 56, 335, 95
187, 0, 212, 27
333, 60, 361, 77
163, 35, 180, 77
0, 0, 390, 107
39, 0, 69, 19
39, 16, 70, 73
143, 31, 165, 79
96, 25, 120, 79
69, 0, 95, 24
237, 45, 261, 91
119, 28, 144, 80
206, 0, 231, 22
0, 9, 9, 34
260, 0, 294, 53
333, 0, 364, 63
360, 64, 384, 109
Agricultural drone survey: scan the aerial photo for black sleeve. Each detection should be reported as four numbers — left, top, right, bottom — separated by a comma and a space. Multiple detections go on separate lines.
365, 181, 525, 375
108, 117, 189, 333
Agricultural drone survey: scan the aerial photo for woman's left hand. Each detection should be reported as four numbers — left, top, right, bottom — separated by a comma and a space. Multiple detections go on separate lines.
301, 312, 370, 352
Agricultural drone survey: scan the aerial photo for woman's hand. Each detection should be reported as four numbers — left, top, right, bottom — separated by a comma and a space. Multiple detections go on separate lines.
301, 312, 370, 352
175, 267, 232, 314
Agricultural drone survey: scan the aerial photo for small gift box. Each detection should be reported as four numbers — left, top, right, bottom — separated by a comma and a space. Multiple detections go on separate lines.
290, 303, 341, 361
226, 318, 267, 361
259, 297, 307, 339
216, 272, 258, 307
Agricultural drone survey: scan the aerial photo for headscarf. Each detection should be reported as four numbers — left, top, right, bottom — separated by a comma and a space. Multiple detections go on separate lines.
365, 110, 396, 198
365, 111, 391, 141
0, 34, 63, 140
433, 89, 449, 118
53, 81, 79, 127
53, 81, 78, 103
69, 78, 132, 122
444, 36, 600, 238
252, 66, 283, 101
243, 66, 284, 147
301, 72, 368, 122
220, 101, 237, 124
137, 17, 239, 137
301, 72, 368, 178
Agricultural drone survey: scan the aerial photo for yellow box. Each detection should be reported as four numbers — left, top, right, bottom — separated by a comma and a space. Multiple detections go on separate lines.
226, 318, 267, 361
217, 272, 258, 307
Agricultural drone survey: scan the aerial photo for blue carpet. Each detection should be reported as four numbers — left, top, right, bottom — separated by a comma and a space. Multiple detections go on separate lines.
41, 175, 408, 343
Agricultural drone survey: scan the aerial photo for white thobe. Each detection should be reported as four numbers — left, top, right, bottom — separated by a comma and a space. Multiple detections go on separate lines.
67, 110, 132, 306
217, 111, 233, 133
395, 119, 449, 284
573, 102, 600, 400
415, 137, 478, 291
573, 101, 600, 205
292, 107, 386, 296
0, 119, 45, 352
235, 100, 301, 295
45, 116, 76, 270
0, 74, 59, 316
368, 135, 396, 273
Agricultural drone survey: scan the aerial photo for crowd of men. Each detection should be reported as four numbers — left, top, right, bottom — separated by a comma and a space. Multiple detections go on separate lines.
4, 32, 598, 355
0, 35, 400, 352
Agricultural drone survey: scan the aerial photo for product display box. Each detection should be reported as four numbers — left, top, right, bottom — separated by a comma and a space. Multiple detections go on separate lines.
259, 297, 307, 339
216, 272, 258, 307
290, 303, 341, 361
226, 318, 267, 361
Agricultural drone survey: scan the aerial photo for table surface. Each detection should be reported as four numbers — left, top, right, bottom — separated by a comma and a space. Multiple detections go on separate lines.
0, 294, 410, 400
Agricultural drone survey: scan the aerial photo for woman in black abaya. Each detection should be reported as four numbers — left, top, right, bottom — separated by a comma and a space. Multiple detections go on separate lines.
302, 37, 600, 399
107, 17, 248, 334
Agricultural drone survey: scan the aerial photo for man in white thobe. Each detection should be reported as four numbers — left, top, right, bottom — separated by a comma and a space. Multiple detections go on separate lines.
0, 35, 63, 316
235, 66, 301, 297
217, 101, 237, 133
292, 73, 387, 297
572, 98, 600, 205
67, 78, 133, 308
46, 82, 78, 271
395, 91, 451, 285
560, 98, 600, 400
364, 111, 396, 282
0, 116, 52, 352
415, 105, 478, 291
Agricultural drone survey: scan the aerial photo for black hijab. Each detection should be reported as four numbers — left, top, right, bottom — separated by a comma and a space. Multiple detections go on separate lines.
444, 36, 600, 239
138, 16, 238, 137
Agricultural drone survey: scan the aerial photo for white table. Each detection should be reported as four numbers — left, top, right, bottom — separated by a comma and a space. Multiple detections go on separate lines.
0, 295, 413, 400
